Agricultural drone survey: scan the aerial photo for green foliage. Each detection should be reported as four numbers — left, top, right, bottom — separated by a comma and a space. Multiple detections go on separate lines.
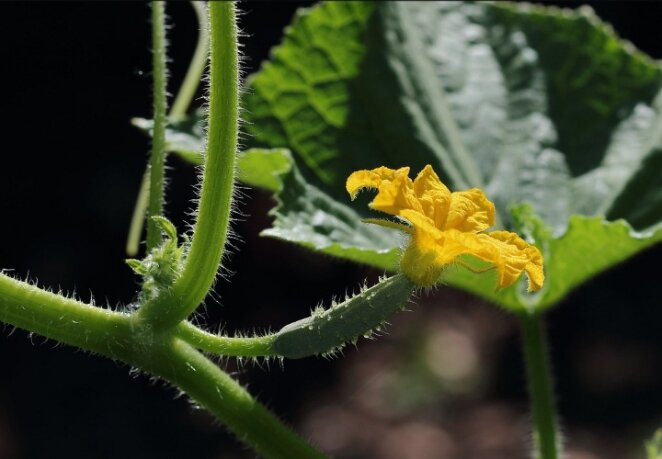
232, 1, 662, 311
248, 149, 402, 270
133, 111, 206, 164
646, 429, 662, 459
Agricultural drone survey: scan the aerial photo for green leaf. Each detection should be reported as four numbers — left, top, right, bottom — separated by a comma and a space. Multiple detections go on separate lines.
645, 429, 662, 459
238, 1, 662, 312
238, 148, 401, 270
245, 1, 662, 231
236, 148, 292, 192
132, 111, 205, 164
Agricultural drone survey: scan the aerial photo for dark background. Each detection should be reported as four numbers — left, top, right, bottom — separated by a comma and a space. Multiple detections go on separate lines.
0, 2, 659, 458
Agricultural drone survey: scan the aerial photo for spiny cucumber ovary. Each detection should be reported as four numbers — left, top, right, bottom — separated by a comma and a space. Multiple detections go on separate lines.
272, 274, 415, 359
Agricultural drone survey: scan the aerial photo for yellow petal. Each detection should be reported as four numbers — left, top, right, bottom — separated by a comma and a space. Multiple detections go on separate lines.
399, 209, 543, 290
445, 188, 496, 233
412, 165, 452, 228
485, 231, 545, 291
346, 164, 544, 291
399, 209, 462, 286
370, 173, 423, 216
345, 166, 409, 200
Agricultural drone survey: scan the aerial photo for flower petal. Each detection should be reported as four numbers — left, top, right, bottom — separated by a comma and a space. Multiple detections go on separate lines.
483, 231, 544, 291
346, 166, 409, 200
399, 209, 461, 286
445, 188, 496, 232
370, 173, 423, 215
346, 164, 544, 291
399, 209, 543, 290
400, 213, 446, 286
412, 165, 452, 228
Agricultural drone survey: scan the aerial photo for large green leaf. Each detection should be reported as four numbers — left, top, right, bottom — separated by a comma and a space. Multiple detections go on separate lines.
245, 1, 662, 232
144, 2, 662, 312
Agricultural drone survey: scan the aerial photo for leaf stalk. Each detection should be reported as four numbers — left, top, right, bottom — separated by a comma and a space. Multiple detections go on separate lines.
519, 311, 560, 459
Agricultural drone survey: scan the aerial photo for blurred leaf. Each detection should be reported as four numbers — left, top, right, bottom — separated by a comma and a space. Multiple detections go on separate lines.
646, 429, 662, 459
132, 111, 205, 164
236, 148, 293, 192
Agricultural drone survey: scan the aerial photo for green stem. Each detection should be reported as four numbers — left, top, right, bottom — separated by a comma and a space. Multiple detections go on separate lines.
126, 1, 210, 257
169, 1, 209, 120
138, 1, 238, 329
126, 169, 150, 256
147, 339, 328, 459
176, 321, 277, 357
0, 272, 326, 458
519, 312, 560, 459
146, 0, 169, 252
0, 272, 133, 358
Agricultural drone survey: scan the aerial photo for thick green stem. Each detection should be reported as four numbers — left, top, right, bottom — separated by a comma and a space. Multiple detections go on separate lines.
0, 272, 133, 358
519, 312, 560, 459
146, 1, 169, 252
141, 339, 328, 459
138, 1, 238, 329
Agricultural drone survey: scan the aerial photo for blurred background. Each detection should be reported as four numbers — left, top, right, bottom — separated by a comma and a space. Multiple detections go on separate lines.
0, 2, 659, 458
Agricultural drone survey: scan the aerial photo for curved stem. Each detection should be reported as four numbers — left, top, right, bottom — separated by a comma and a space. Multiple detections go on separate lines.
126, 169, 151, 256
176, 321, 277, 357
146, 1, 169, 252
519, 312, 560, 459
138, 1, 238, 329
169, 1, 209, 120
145, 338, 328, 459
0, 272, 133, 358
126, 1, 210, 257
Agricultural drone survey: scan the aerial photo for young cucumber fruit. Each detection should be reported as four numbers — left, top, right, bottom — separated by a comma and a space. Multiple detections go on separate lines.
273, 274, 415, 359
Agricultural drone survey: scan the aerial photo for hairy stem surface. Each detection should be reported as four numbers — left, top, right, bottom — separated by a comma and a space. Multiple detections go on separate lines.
519, 312, 560, 459
146, 1, 169, 251
176, 321, 277, 357
144, 339, 328, 459
0, 273, 133, 358
0, 272, 327, 458
139, 1, 238, 328
127, 1, 210, 257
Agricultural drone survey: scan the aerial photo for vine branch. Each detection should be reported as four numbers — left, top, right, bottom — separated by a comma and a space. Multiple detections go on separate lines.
519, 312, 560, 459
146, 0, 169, 252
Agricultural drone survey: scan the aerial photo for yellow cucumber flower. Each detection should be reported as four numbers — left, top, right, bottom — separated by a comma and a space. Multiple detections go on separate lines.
346, 165, 544, 290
